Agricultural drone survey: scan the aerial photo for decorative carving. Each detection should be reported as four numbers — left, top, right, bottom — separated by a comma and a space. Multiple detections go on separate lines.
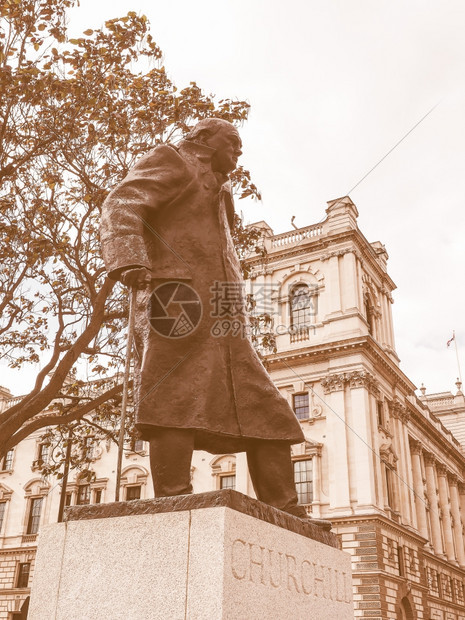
423, 452, 435, 466
379, 442, 398, 467
386, 538, 396, 561
321, 374, 346, 394
409, 439, 422, 456
399, 410, 410, 424
436, 463, 448, 477
321, 370, 379, 396
0, 482, 13, 501
390, 399, 408, 423
447, 472, 458, 486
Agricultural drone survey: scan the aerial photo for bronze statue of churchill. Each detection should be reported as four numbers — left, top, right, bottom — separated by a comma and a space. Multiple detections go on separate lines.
100, 118, 329, 527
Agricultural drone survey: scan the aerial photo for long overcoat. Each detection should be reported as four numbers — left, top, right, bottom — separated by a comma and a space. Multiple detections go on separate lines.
100, 139, 304, 453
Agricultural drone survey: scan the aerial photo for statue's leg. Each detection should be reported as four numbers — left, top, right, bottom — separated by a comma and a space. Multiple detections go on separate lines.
149, 428, 194, 497
246, 440, 331, 530
246, 440, 300, 513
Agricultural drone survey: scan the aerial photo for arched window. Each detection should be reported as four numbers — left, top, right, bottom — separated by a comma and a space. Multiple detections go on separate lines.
120, 465, 149, 501
0, 483, 13, 536
23, 479, 50, 539
290, 284, 313, 329
211, 455, 236, 491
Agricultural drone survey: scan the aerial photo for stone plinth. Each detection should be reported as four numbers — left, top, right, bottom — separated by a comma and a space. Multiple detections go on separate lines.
29, 490, 353, 620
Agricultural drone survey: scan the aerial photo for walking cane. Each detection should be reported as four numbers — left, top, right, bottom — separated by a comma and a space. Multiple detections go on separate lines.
115, 288, 136, 501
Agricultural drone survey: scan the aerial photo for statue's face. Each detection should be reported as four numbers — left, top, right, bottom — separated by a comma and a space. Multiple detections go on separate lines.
205, 126, 242, 174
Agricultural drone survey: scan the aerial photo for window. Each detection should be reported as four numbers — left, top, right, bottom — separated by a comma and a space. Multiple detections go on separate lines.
397, 545, 404, 576
133, 439, 145, 452
219, 475, 236, 490
290, 284, 313, 328
211, 455, 236, 492
376, 401, 384, 427
37, 442, 49, 466
94, 489, 102, 504
77, 484, 91, 505
385, 466, 394, 508
16, 563, 31, 588
26, 498, 43, 535
125, 485, 141, 501
65, 493, 72, 507
293, 393, 309, 420
0, 502, 6, 534
1, 449, 13, 471
82, 437, 95, 460
293, 459, 313, 504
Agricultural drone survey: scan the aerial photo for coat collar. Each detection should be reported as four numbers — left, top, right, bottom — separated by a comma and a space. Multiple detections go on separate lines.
178, 140, 228, 185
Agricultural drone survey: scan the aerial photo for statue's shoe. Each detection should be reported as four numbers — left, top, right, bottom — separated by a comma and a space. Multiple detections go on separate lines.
301, 516, 332, 532
283, 505, 332, 531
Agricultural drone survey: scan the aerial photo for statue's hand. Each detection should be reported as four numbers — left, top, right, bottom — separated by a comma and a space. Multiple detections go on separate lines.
120, 267, 152, 289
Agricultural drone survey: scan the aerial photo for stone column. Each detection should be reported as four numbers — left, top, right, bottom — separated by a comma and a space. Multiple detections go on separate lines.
449, 475, 465, 568
348, 372, 376, 509
401, 415, 417, 526
390, 402, 413, 526
424, 453, 444, 557
437, 463, 456, 563
378, 293, 388, 348
370, 393, 384, 509
410, 440, 429, 540
459, 483, 465, 529
341, 252, 358, 312
321, 374, 351, 514
385, 293, 395, 350
311, 447, 322, 518
326, 255, 342, 316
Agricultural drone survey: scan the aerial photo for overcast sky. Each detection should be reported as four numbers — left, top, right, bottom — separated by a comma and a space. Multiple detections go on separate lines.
3, 0, 465, 396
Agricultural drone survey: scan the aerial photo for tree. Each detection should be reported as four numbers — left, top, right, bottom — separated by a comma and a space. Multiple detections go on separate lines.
0, 0, 262, 461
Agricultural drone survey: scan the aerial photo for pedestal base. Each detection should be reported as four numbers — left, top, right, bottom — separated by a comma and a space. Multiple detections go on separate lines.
29, 490, 353, 619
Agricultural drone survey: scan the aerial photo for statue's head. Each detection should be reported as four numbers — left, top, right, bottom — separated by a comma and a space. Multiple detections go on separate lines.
186, 118, 242, 174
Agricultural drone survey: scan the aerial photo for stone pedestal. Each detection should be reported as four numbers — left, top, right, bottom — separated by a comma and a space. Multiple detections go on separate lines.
29, 490, 353, 619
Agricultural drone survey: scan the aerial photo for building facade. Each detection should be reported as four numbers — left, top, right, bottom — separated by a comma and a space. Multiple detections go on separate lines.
1, 197, 465, 619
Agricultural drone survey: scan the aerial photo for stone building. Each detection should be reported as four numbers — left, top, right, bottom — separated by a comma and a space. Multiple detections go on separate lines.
1, 196, 465, 619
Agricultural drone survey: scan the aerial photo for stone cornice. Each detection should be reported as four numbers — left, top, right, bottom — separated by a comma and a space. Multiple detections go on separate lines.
319, 247, 362, 263
267, 335, 415, 395
407, 406, 464, 471
0, 547, 36, 556
330, 513, 428, 547
245, 228, 397, 293
267, 337, 465, 467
